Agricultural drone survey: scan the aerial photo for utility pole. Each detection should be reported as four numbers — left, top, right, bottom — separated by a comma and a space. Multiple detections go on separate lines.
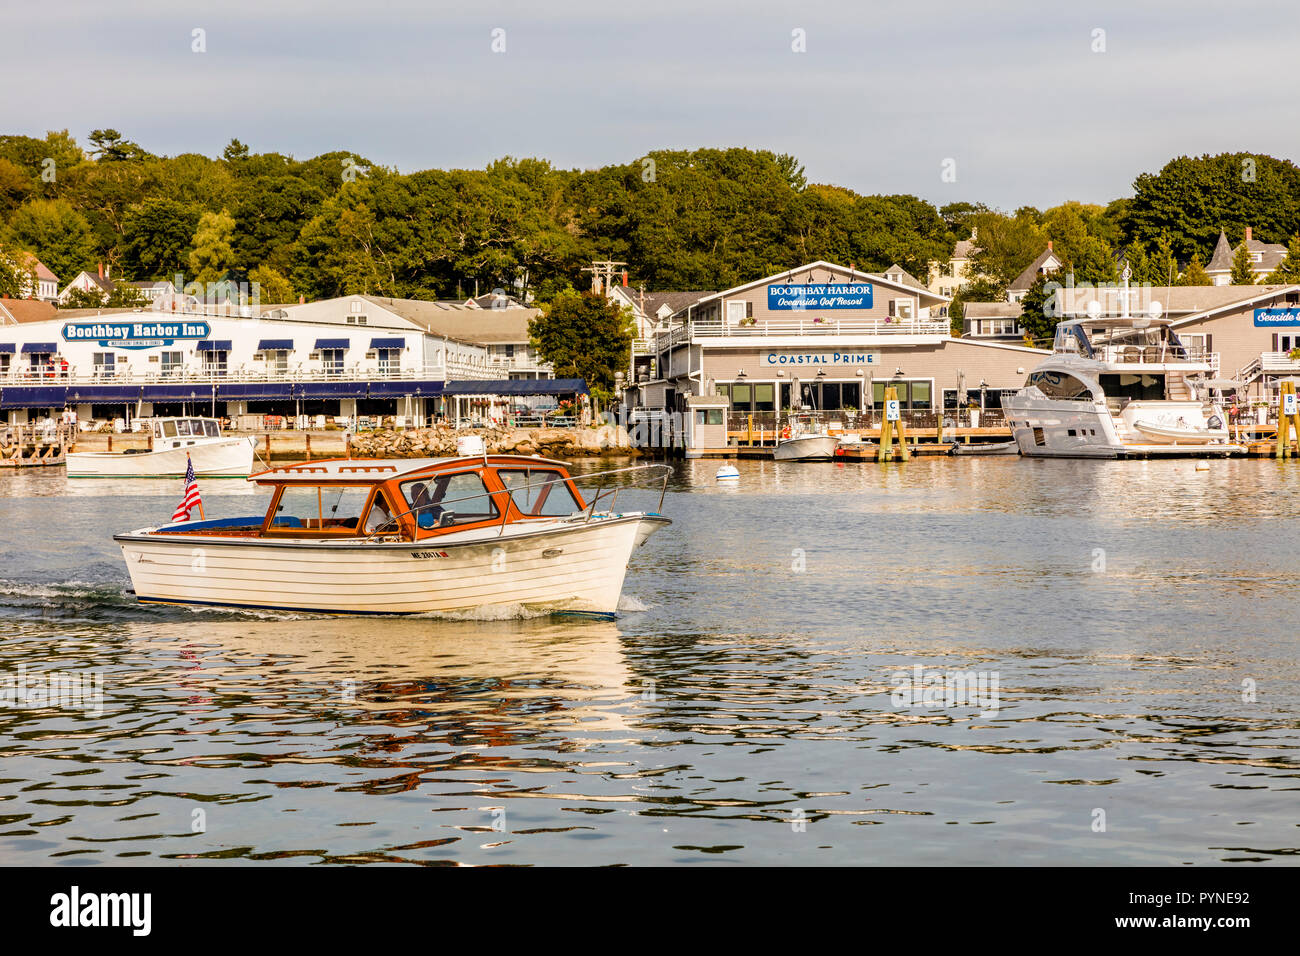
582, 260, 627, 295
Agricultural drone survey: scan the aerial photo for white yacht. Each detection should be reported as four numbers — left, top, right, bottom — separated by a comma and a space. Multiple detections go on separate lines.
67, 417, 257, 477
773, 413, 839, 461
1003, 311, 1243, 459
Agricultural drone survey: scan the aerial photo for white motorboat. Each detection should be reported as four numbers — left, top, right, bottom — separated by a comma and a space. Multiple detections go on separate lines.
1002, 300, 1243, 459
774, 414, 838, 461
115, 456, 671, 618
68, 417, 257, 477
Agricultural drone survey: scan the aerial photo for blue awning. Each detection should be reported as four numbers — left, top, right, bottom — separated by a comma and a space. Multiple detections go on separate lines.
21, 343, 58, 353
257, 339, 294, 351
441, 378, 589, 396
367, 380, 445, 398
314, 338, 349, 350
196, 340, 232, 352
65, 385, 144, 404
294, 381, 368, 399
370, 337, 405, 349
0, 344, 14, 354
217, 383, 294, 400
142, 384, 216, 401
1, 386, 67, 409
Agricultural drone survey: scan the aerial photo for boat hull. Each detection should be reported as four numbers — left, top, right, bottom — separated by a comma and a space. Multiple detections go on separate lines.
773, 435, 839, 461
1003, 394, 1239, 459
115, 514, 669, 617
68, 436, 257, 477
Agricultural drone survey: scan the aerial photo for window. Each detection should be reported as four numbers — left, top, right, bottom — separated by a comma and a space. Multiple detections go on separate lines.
696, 408, 724, 425
0, 355, 9, 374
890, 299, 916, 320
400, 472, 500, 530
753, 383, 775, 412
161, 351, 184, 375
727, 301, 747, 324
320, 349, 345, 375
377, 348, 400, 373
498, 469, 583, 517
93, 352, 116, 377
161, 420, 178, 438
202, 349, 228, 376
1028, 370, 1093, 401
203, 420, 220, 437
273, 485, 374, 530
730, 383, 752, 409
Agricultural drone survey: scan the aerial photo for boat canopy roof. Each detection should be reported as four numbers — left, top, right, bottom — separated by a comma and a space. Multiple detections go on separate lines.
249, 455, 572, 485
1059, 316, 1177, 329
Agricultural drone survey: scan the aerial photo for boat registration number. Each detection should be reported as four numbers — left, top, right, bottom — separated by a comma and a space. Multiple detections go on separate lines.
410, 550, 450, 559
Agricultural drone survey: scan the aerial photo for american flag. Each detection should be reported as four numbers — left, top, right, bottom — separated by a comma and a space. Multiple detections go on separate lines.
171, 456, 202, 522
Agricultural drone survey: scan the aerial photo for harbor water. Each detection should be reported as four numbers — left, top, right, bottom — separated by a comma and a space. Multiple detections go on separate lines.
1, 458, 1298, 866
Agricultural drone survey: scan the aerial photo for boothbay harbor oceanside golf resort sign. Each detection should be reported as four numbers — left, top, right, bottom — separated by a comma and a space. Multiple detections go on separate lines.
61, 321, 212, 349
1253, 308, 1300, 327
761, 351, 881, 368
767, 283, 873, 310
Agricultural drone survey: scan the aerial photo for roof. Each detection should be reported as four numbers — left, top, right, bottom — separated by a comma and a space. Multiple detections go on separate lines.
952, 236, 978, 259
250, 454, 570, 484
963, 302, 1023, 319
1009, 247, 1062, 292
14, 253, 57, 283
684, 260, 951, 314
1056, 283, 1299, 318
882, 264, 927, 291
1206, 231, 1234, 272
639, 290, 717, 320
362, 296, 538, 344
0, 298, 58, 325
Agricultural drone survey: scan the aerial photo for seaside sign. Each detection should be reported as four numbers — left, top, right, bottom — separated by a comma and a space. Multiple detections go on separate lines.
1253, 308, 1300, 328
62, 321, 211, 350
767, 283, 873, 311
761, 351, 880, 368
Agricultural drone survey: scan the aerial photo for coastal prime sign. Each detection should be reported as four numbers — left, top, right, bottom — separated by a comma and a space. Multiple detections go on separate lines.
767, 283, 873, 311
761, 351, 880, 368
1253, 308, 1300, 328
62, 321, 211, 350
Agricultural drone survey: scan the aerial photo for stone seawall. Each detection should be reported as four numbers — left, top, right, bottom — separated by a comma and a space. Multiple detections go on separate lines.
347, 423, 639, 459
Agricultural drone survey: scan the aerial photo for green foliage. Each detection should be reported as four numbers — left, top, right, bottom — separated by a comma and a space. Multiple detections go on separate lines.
967, 208, 1046, 286
105, 282, 148, 308
528, 290, 633, 393
88, 129, 150, 163
61, 286, 106, 308
1179, 253, 1212, 286
948, 276, 1006, 333
4, 198, 97, 282
1123, 152, 1300, 263
1017, 274, 1063, 345
0, 238, 34, 297
248, 264, 296, 304
121, 198, 200, 280
188, 209, 236, 283
1264, 236, 1300, 283
1229, 243, 1256, 284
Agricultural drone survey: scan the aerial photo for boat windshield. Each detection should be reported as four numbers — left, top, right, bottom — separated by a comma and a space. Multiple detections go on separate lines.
400, 472, 500, 530
498, 469, 582, 517
272, 485, 375, 531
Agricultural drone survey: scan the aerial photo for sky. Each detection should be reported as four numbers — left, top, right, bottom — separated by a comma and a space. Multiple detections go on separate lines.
4, 0, 1297, 211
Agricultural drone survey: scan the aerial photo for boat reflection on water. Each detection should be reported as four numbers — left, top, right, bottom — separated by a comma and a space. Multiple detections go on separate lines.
126, 615, 637, 742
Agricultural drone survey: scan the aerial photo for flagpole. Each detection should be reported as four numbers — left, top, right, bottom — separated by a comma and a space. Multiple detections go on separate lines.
191, 454, 205, 520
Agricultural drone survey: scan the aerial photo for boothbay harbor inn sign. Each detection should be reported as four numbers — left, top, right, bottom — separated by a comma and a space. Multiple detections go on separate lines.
62, 321, 212, 349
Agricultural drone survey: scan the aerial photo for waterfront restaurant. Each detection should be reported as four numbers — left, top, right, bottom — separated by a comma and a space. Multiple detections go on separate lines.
0, 294, 579, 426
623, 261, 1046, 430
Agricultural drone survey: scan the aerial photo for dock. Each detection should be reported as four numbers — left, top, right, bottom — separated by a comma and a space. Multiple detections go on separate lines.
0, 423, 71, 468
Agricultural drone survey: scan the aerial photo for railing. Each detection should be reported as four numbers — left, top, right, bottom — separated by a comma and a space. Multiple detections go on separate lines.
723, 407, 1004, 444
688, 316, 950, 337
1258, 351, 1300, 372
1087, 345, 1219, 370
0, 363, 461, 387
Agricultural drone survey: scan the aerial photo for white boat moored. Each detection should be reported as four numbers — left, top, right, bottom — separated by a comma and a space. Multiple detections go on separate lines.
68, 417, 257, 477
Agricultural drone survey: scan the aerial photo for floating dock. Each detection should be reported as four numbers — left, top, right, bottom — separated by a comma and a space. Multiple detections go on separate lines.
0, 424, 70, 468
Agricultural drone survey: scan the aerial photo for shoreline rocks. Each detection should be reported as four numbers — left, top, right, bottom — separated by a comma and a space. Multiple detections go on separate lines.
346, 423, 639, 459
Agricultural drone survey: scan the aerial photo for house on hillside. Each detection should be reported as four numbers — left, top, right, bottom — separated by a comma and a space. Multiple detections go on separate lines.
1206, 227, 1288, 285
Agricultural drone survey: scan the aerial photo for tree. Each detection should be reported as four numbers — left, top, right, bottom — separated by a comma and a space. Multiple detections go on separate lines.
87, 129, 150, 163
1264, 236, 1300, 283
105, 283, 148, 308
529, 290, 634, 401
1179, 253, 1212, 286
188, 209, 236, 283
0, 157, 34, 214
121, 197, 201, 280
248, 264, 296, 304
948, 276, 1006, 335
0, 239, 35, 298
966, 208, 1047, 287
223, 138, 250, 162
4, 198, 98, 283
1016, 274, 1063, 345
1229, 242, 1256, 284
61, 286, 106, 308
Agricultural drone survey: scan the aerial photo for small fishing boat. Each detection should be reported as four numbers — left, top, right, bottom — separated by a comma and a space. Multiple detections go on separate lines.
774, 414, 838, 461
1130, 415, 1229, 444
115, 455, 671, 618
948, 440, 1020, 456
68, 417, 256, 478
